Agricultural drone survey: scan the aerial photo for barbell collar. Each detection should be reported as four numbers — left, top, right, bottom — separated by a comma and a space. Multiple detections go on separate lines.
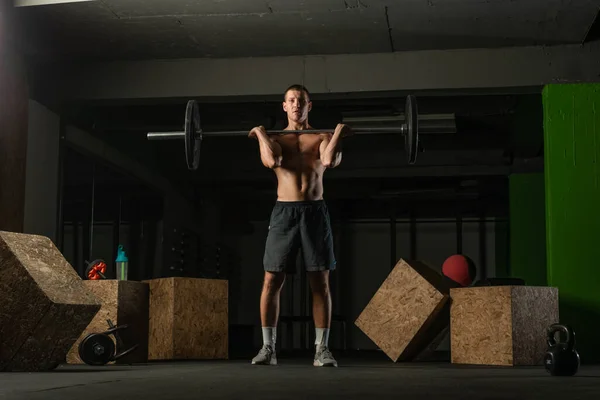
147, 131, 187, 140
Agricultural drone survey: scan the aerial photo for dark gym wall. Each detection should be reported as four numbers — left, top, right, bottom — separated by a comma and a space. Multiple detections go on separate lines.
494, 219, 509, 278
511, 95, 544, 158
23, 100, 61, 242
509, 173, 546, 286
543, 83, 600, 363
1, 5, 60, 239
0, 2, 29, 233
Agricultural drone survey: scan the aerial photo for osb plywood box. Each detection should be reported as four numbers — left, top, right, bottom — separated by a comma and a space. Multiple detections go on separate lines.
66, 280, 149, 365
355, 259, 450, 362
0, 231, 100, 372
146, 277, 228, 360
450, 286, 559, 366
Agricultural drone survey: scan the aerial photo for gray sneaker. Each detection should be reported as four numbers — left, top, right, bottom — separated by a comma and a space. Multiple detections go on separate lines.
251, 345, 277, 365
313, 346, 338, 367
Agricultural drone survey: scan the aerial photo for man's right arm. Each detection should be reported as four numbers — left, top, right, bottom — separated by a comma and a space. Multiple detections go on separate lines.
249, 126, 283, 168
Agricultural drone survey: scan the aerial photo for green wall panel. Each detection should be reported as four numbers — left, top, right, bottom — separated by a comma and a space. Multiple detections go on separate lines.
543, 83, 600, 362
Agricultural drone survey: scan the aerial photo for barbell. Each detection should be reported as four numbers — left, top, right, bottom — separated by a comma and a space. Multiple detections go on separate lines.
147, 95, 419, 170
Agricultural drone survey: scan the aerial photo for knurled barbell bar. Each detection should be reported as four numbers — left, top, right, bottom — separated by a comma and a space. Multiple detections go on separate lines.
147, 95, 419, 170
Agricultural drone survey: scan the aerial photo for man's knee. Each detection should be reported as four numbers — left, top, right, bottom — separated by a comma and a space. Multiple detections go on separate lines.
263, 271, 286, 293
308, 271, 330, 293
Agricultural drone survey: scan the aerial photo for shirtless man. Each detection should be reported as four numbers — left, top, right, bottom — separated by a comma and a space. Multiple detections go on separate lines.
248, 84, 351, 367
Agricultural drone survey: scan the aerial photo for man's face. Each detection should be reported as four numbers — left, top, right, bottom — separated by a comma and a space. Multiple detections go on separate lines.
283, 89, 311, 123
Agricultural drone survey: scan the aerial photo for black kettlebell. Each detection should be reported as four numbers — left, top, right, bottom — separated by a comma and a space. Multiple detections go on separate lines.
544, 323, 580, 376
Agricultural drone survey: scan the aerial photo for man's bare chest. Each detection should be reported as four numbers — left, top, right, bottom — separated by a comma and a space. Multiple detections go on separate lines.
277, 134, 321, 156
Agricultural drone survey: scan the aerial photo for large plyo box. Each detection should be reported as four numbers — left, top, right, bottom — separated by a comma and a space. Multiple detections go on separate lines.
0, 231, 101, 371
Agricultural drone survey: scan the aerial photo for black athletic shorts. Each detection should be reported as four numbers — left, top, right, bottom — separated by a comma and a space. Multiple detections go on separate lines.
263, 200, 336, 273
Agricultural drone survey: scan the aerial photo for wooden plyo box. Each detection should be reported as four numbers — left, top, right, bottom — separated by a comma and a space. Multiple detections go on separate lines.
66, 280, 150, 365
0, 231, 100, 372
450, 286, 559, 366
146, 277, 228, 360
355, 259, 450, 362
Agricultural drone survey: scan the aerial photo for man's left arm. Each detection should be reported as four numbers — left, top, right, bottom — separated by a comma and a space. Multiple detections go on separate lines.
320, 124, 351, 168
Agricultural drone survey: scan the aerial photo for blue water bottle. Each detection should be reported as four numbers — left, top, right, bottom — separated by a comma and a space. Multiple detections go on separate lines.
115, 245, 129, 281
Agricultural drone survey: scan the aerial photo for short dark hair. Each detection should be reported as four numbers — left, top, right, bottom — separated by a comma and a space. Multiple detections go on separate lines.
284, 84, 310, 100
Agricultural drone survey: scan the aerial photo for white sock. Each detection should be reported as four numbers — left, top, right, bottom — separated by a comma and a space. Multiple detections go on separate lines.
315, 328, 330, 350
262, 327, 276, 347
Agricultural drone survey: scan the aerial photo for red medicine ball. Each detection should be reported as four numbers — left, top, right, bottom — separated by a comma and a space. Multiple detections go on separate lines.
442, 254, 477, 287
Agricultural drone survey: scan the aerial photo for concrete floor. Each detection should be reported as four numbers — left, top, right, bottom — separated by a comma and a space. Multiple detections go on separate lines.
1, 353, 599, 400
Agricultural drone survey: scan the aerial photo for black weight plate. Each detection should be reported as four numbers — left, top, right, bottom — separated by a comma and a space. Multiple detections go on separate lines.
78, 333, 115, 366
185, 100, 202, 171
404, 95, 419, 165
